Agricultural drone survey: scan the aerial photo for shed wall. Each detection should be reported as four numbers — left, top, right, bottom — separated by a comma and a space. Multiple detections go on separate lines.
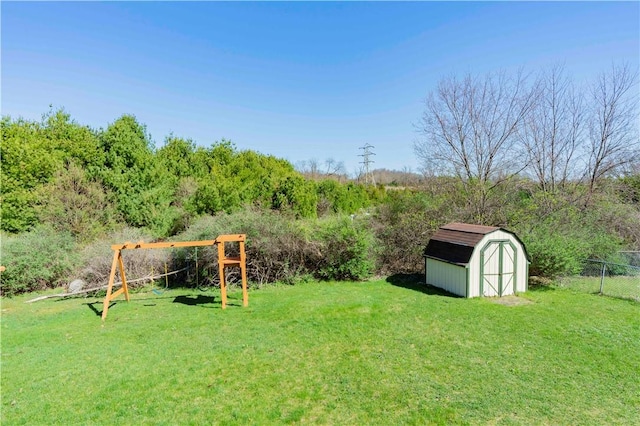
425, 259, 467, 297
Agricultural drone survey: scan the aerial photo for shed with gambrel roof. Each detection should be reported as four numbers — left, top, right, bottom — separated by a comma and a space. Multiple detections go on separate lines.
423, 223, 530, 297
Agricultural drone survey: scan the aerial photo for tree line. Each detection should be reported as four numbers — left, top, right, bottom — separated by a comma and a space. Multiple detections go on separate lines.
1, 110, 384, 239
415, 63, 639, 223
1, 63, 638, 295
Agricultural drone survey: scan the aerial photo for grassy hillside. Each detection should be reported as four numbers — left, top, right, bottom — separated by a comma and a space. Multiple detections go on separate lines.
1, 280, 638, 424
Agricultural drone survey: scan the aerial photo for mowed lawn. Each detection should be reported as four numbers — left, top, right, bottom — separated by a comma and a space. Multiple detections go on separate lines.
1, 279, 639, 425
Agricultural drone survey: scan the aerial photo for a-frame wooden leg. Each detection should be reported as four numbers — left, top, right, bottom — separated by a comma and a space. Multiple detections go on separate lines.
117, 252, 130, 302
102, 250, 131, 321
102, 250, 120, 321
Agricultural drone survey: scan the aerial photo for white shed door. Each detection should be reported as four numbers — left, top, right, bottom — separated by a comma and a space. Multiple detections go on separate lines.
480, 241, 516, 297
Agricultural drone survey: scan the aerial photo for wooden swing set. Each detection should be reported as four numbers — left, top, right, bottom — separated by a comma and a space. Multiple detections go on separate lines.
102, 234, 247, 321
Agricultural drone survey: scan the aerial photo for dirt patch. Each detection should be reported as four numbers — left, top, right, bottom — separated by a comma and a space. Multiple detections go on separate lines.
491, 295, 534, 306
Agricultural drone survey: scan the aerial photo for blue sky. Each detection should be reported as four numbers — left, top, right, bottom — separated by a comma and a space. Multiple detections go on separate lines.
2, 2, 639, 175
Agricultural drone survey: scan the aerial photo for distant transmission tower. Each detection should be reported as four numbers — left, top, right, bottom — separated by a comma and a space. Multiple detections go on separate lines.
358, 144, 376, 185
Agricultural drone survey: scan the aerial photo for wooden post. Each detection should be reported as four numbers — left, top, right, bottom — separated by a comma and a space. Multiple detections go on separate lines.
215, 234, 248, 309
240, 238, 248, 307
218, 240, 228, 309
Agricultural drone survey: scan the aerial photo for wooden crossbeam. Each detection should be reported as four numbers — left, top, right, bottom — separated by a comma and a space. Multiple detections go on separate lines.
101, 235, 248, 321
111, 240, 218, 251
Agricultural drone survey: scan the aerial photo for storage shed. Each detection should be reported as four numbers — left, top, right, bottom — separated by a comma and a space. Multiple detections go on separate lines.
424, 223, 529, 298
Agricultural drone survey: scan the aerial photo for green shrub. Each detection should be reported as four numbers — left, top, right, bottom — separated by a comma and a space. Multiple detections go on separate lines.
315, 181, 380, 216
521, 224, 623, 279
36, 163, 120, 242
314, 216, 375, 281
525, 233, 587, 278
316, 179, 349, 215
272, 176, 318, 218
0, 226, 79, 295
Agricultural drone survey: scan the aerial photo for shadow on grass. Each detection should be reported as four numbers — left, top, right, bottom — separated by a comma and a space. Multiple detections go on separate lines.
83, 293, 243, 317
173, 294, 216, 306
84, 295, 177, 317
172, 294, 244, 308
385, 273, 460, 298
85, 301, 114, 317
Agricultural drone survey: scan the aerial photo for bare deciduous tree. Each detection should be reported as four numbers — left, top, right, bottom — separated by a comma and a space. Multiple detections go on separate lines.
297, 157, 347, 181
296, 158, 321, 179
586, 63, 639, 202
414, 70, 536, 223
520, 65, 584, 192
323, 158, 346, 178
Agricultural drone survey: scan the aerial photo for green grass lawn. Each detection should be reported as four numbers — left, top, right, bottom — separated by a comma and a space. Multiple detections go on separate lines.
2, 279, 639, 425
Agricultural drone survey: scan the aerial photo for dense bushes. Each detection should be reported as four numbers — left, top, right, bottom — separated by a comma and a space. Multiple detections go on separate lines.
0, 227, 171, 296
1, 111, 382, 237
37, 163, 120, 242
1, 180, 637, 295
372, 185, 458, 274
1, 226, 79, 295
77, 227, 170, 289
172, 209, 310, 285
526, 235, 584, 278
0, 211, 378, 297
314, 216, 375, 281
508, 190, 629, 278
171, 210, 375, 286
2, 109, 638, 295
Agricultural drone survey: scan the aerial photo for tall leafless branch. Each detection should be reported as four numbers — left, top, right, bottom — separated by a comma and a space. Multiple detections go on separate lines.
414, 70, 536, 223
520, 65, 585, 192
586, 63, 639, 202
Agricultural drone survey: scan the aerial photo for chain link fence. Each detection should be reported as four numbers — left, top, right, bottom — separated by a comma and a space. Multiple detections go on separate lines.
559, 254, 640, 302
619, 251, 640, 267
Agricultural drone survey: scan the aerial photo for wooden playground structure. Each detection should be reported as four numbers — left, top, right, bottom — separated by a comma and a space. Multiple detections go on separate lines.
102, 234, 247, 320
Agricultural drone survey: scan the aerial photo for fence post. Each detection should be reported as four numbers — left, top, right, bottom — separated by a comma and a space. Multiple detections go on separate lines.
599, 262, 606, 295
